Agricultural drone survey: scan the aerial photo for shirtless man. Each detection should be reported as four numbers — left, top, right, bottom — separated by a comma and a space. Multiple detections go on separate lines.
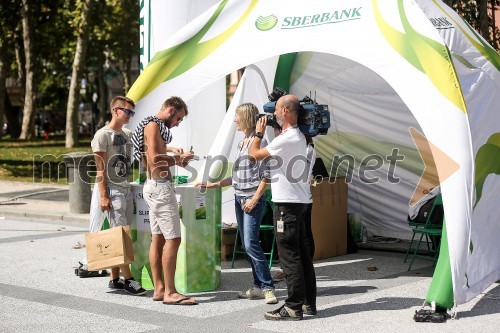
131, 96, 196, 305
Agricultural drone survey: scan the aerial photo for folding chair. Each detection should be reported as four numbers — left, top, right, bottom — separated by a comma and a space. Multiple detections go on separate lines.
231, 189, 276, 269
231, 225, 276, 269
404, 194, 443, 271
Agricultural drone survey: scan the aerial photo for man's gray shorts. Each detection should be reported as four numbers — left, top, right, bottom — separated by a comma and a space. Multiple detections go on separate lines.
143, 179, 181, 240
108, 186, 133, 227
89, 185, 133, 231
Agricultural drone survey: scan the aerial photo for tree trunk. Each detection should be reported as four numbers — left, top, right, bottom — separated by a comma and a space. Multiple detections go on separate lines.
65, 0, 94, 148
3, 98, 21, 139
122, 64, 131, 95
97, 52, 108, 129
14, 33, 25, 95
443, 0, 453, 7
5, 34, 25, 138
493, 0, 497, 49
121, 51, 133, 95
19, 0, 35, 140
479, 0, 489, 40
0, 39, 6, 139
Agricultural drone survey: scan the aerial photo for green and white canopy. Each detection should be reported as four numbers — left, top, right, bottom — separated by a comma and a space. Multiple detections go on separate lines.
127, 0, 500, 307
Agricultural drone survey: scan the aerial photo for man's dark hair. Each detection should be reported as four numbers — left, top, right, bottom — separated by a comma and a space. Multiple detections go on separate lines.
163, 96, 188, 116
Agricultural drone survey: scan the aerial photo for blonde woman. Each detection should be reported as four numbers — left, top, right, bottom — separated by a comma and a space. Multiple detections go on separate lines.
198, 103, 277, 304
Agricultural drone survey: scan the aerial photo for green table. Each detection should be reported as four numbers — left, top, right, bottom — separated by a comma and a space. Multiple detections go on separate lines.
130, 183, 221, 293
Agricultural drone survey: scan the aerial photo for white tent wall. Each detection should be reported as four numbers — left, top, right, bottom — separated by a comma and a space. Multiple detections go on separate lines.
288, 52, 425, 240
209, 52, 427, 238
417, 1, 500, 303
128, 0, 500, 306
134, 0, 225, 176
199, 56, 279, 224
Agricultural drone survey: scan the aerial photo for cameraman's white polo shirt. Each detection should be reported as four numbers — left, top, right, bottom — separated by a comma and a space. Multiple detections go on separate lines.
266, 126, 312, 204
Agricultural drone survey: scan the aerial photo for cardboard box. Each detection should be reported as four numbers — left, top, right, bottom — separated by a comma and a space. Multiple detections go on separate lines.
221, 227, 237, 245
311, 177, 348, 260
221, 244, 235, 261
221, 227, 237, 261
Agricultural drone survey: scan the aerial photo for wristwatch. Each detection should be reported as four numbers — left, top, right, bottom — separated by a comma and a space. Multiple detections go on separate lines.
255, 132, 264, 139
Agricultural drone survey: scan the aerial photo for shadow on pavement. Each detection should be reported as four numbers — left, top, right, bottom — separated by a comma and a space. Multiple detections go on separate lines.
457, 284, 500, 319
317, 285, 377, 297
315, 296, 423, 318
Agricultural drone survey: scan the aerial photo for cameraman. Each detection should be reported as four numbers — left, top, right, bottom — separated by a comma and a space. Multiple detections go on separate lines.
249, 94, 317, 321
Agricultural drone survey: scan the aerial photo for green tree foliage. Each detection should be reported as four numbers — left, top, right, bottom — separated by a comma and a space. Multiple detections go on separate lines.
86, 0, 139, 128
445, 0, 499, 50
35, 1, 75, 115
0, 1, 495, 141
18, 0, 81, 139
0, 1, 21, 138
1, 0, 138, 142
65, 0, 139, 147
65, 0, 94, 148
1, 0, 77, 138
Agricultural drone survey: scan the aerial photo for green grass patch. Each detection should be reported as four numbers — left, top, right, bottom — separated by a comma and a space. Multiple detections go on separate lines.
0, 135, 92, 184
0, 135, 141, 184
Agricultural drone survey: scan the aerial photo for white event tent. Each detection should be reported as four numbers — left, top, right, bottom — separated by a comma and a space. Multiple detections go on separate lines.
127, 0, 500, 308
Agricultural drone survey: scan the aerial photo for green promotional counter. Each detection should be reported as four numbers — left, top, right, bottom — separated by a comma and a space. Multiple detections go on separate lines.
130, 183, 221, 293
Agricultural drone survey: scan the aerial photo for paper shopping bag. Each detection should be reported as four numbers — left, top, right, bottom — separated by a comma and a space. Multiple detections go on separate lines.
85, 225, 134, 271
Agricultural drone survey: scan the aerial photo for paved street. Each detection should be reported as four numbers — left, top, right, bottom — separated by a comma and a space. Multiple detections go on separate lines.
0, 180, 499, 332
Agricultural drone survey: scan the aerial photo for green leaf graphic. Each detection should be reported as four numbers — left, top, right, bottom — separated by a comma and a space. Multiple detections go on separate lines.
432, 0, 500, 72
373, 0, 466, 113
474, 133, 500, 207
195, 207, 207, 220
255, 14, 278, 31
314, 131, 423, 178
452, 53, 478, 70
128, 0, 258, 102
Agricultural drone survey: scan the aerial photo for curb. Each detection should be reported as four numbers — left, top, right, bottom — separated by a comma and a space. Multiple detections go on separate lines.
0, 209, 89, 224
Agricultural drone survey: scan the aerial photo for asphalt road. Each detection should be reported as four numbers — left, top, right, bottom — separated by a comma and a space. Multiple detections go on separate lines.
0, 216, 499, 333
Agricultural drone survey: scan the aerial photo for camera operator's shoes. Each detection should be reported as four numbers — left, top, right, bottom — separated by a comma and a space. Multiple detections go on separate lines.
272, 270, 286, 283
264, 305, 303, 321
430, 312, 447, 323
413, 309, 432, 322
123, 279, 147, 296
263, 290, 278, 304
413, 308, 448, 323
238, 286, 264, 299
302, 304, 317, 315
108, 278, 125, 289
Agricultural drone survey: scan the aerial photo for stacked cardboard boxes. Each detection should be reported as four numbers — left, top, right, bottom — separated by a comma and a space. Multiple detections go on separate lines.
220, 177, 347, 262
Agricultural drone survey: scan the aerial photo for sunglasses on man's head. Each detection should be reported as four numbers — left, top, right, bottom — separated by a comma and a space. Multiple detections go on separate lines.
116, 106, 135, 116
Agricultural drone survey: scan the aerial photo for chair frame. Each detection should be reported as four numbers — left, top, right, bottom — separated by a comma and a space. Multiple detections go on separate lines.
231, 225, 276, 269
404, 194, 443, 271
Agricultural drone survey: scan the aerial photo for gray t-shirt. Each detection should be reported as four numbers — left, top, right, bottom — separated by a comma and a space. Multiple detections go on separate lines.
91, 126, 133, 188
232, 137, 270, 196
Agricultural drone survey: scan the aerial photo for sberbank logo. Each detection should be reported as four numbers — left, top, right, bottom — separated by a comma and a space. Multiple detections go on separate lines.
282, 7, 362, 29
256, 8, 363, 31
255, 14, 278, 31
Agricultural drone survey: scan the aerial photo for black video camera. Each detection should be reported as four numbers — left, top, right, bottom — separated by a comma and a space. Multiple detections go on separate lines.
255, 87, 285, 131
262, 87, 330, 137
255, 114, 281, 130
